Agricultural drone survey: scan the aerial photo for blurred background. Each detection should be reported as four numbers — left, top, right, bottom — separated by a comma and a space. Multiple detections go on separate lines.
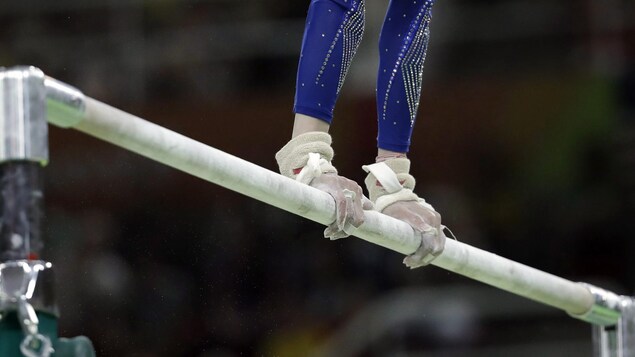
2, 0, 635, 356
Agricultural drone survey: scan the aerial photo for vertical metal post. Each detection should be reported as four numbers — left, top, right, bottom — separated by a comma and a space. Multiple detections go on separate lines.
0, 66, 48, 261
0, 66, 56, 357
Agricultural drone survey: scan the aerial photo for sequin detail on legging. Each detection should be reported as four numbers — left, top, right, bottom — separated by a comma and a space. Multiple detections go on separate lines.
381, 0, 433, 125
338, 1, 365, 94
295, 0, 366, 123
402, 15, 431, 125
315, 0, 365, 95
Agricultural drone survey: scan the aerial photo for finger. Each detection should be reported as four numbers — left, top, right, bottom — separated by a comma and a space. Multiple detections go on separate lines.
324, 224, 349, 240
317, 187, 348, 238
347, 189, 366, 228
421, 211, 441, 231
362, 196, 374, 210
335, 191, 349, 230
403, 202, 440, 230
423, 227, 445, 255
343, 194, 364, 233
342, 188, 359, 224
403, 228, 446, 269
384, 203, 421, 226
431, 210, 442, 228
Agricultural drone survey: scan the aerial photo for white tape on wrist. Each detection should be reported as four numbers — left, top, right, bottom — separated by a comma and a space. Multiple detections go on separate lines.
296, 152, 330, 185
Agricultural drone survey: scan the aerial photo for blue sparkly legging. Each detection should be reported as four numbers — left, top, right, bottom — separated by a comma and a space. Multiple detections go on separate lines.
294, 0, 434, 152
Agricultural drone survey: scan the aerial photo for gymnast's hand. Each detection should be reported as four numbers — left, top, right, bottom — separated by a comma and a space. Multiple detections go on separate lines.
275, 131, 372, 240
310, 172, 373, 239
382, 200, 445, 266
363, 158, 446, 267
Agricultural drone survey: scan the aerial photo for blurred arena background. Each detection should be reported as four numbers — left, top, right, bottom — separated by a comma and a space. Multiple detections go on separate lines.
2, 0, 634, 355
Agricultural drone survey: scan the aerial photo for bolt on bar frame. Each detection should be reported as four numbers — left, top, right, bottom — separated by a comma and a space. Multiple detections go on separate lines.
2, 66, 634, 356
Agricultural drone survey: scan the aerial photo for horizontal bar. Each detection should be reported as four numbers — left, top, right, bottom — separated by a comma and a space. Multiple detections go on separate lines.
76, 97, 422, 254
44, 77, 619, 324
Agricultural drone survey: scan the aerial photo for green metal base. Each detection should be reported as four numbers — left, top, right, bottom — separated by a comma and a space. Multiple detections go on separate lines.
0, 312, 95, 357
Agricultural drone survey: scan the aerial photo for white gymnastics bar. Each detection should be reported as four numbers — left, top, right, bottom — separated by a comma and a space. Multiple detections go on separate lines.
3, 67, 633, 356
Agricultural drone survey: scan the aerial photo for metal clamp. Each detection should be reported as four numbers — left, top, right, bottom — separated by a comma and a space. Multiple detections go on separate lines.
0, 66, 48, 165
570, 283, 625, 326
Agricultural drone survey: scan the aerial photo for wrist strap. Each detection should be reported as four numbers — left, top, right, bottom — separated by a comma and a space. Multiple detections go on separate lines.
362, 162, 403, 194
275, 132, 337, 179
363, 161, 433, 212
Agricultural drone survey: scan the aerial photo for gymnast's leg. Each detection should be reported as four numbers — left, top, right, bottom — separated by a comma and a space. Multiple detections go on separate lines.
276, 0, 370, 240
292, 0, 366, 137
376, 0, 434, 155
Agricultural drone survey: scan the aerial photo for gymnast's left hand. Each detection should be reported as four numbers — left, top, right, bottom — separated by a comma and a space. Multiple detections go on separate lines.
382, 200, 445, 265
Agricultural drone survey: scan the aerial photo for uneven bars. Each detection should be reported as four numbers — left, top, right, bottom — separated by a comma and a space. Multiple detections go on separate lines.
43, 76, 627, 327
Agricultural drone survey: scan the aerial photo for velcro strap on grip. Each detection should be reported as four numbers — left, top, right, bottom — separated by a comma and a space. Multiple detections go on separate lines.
362, 162, 403, 194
